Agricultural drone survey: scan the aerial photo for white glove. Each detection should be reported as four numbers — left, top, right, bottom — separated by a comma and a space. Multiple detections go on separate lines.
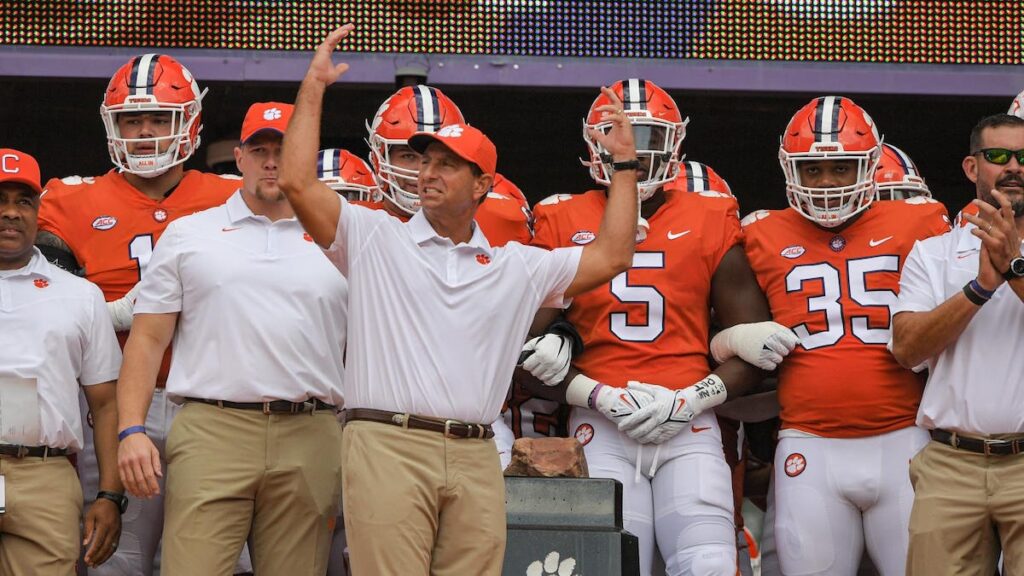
565, 374, 653, 422
710, 321, 800, 370
521, 333, 573, 386
618, 375, 728, 444
107, 283, 140, 332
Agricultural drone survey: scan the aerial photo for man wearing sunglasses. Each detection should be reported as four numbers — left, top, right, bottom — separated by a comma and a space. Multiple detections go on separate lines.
892, 113, 1024, 574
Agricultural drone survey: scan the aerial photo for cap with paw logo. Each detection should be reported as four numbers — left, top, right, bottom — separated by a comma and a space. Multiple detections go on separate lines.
408, 122, 497, 178
241, 102, 295, 144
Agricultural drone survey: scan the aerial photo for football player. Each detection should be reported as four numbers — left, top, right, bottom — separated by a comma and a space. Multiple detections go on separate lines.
742, 96, 951, 576
363, 84, 533, 247
524, 78, 797, 576
1010, 88, 1024, 119
36, 54, 246, 575
875, 143, 932, 201
318, 147, 380, 203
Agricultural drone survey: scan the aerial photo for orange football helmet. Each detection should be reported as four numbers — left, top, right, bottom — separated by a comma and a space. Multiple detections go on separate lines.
779, 95, 882, 227
318, 148, 381, 202
583, 78, 688, 201
366, 85, 465, 214
100, 54, 206, 177
672, 161, 733, 196
1011, 88, 1024, 119
874, 143, 931, 201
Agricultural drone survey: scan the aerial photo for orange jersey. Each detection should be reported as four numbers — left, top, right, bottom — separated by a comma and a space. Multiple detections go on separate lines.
39, 170, 239, 300
533, 190, 743, 389
742, 199, 951, 438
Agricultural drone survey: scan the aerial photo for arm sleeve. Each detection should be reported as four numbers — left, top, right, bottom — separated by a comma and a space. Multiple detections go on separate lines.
708, 197, 744, 274
79, 283, 123, 386
893, 239, 941, 314
133, 220, 184, 314
322, 197, 387, 276
530, 201, 561, 250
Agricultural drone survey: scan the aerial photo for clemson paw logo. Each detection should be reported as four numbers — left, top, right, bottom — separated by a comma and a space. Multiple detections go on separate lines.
526, 551, 578, 576
476, 253, 491, 265
573, 423, 594, 446
785, 453, 807, 477
263, 108, 282, 121
437, 125, 464, 138
303, 233, 314, 243
33, 278, 49, 289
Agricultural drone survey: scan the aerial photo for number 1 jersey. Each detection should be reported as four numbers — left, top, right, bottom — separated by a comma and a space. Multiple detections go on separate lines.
742, 199, 950, 438
532, 189, 743, 389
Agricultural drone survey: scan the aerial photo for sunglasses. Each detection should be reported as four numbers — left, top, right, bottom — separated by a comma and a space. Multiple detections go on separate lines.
976, 148, 1024, 165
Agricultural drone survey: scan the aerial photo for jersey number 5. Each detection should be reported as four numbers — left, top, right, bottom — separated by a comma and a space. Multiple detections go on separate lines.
609, 252, 665, 342
785, 255, 899, 350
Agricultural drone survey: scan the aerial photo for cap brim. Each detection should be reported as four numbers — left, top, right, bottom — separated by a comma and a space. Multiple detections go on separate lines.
407, 133, 440, 154
241, 127, 286, 145
0, 177, 42, 196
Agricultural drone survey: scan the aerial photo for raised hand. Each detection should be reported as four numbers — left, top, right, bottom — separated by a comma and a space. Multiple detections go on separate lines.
586, 86, 637, 162
305, 24, 355, 86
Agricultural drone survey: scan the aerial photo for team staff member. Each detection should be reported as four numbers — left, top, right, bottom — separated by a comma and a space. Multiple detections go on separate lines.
116, 103, 348, 575
892, 113, 1024, 575
35, 53, 244, 576
0, 149, 124, 572
280, 25, 638, 575
743, 96, 951, 576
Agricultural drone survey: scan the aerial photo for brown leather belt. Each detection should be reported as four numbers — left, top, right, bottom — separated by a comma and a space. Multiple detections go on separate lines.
0, 444, 69, 458
345, 408, 494, 440
931, 429, 1024, 456
186, 397, 337, 415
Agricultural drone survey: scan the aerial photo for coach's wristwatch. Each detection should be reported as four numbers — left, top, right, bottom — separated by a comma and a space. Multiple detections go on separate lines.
1003, 257, 1024, 281
97, 491, 129, 514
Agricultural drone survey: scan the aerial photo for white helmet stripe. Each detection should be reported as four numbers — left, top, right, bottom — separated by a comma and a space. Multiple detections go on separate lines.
817, 95, 838, 143
625, 78, 644, 112
415, 85, 437, 132
687, 161, 707, 191
134, 53, 158, 96
891, 145, 919, 176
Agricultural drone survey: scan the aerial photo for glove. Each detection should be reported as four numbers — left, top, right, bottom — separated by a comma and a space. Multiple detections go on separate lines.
107, 283, 140, 332
710, 321, 800, 370
618, 375, 728, 445
565, 374, 653, 422
520, 333, 573, 387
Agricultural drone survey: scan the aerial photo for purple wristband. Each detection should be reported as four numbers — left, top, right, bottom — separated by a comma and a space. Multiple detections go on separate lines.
587, 383, 606, 410
969, 278, 996, 300
118, 425, 146, 441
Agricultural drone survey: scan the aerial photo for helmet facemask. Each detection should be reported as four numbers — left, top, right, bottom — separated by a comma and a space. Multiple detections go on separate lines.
367, 132, 422, 215
584, 115, 687, 202
780, 144, 881, 228
101, 92, 206, 179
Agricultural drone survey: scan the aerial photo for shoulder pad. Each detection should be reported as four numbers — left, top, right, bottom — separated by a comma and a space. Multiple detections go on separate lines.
903, 196, 937, 205
696, 190, 730, 199
58, 175, 96, 186
537, 193, 574, 206
740, 209, 771, 227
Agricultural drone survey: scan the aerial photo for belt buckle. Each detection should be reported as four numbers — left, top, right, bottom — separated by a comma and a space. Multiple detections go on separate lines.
16, 445, 28, 459
262, 402, 272, 415
392, 413, 409, 429
983, 438, 1006, 456
444, 420, 462, 439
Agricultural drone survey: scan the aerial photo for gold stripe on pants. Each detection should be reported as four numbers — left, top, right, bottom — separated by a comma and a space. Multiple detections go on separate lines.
162, 402, 343, 576
342, 419, 506, 576
907, 439, 1024, 575
0, 455, 81, 575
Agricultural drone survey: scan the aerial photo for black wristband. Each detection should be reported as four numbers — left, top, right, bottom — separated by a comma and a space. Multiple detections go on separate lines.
96, 491, 129, 514
610, 159, 641, 172
962, 282, 989, 306
545, 317, 585, 358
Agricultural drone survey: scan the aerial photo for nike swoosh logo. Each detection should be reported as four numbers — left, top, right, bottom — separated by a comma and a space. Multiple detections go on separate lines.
869, 236, 894, 247
691, 426, 711, 433
667, 230, 691, 240
957, 250, 979, 259
222, 226, 242, 232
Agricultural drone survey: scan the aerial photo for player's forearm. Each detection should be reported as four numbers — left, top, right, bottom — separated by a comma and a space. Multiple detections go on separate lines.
84, 383, 124, 493
279, 77, 341, 247
891, 297, 980, 368
568, 171, 637, 297
711, 357, 765, 400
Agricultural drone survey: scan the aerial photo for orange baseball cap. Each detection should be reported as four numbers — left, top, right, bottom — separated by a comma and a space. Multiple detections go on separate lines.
0, 149, 43, 195
240, 102, 294, 144
408, 123, 497, 178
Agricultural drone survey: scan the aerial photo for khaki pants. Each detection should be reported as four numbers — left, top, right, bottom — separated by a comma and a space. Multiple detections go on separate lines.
0, 455, 82, 575
162, 402, 343, 576
908, 439, 1024, 575
342, 420, 506, 576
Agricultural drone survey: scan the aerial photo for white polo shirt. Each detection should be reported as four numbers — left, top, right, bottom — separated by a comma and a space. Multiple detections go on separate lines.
0, 248, 121, 451
894, 222, 1024, 435
325, 200, 582, 424
135, 191, 348, 406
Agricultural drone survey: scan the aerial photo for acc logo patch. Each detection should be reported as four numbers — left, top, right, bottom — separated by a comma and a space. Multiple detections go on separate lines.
574, 423, 594, 446
91, 215, 117, 231
152, 209, 168, 223
571, 230, 596, 245
784, 452, 807, 477
780, 245, 805, 259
